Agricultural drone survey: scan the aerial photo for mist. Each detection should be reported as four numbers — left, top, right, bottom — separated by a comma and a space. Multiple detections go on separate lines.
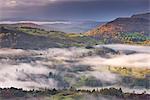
0, 44, 149, 93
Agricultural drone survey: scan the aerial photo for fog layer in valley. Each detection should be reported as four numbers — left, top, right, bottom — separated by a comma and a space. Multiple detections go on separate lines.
0, 44, 149, 93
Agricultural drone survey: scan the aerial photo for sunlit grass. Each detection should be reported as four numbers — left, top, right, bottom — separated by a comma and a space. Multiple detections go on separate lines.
109, 66, 150, 78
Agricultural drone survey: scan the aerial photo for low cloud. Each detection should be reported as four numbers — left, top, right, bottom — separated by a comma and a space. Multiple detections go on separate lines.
80, 54, 150, 69
0, 44, 149, 92
0, 21, 72, 25
84, 71, 121, 83
0, 63, 57, 90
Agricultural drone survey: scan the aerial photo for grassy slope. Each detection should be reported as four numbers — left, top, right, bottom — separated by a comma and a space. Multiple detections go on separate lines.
0, 26, 100, 49
19, 27, 150, 46
17, 27, 99, 47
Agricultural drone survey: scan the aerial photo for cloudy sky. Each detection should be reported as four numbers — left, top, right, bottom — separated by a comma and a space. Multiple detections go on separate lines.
0, 0, 149, 21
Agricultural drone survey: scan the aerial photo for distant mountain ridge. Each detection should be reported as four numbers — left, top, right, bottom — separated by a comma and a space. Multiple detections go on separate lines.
86, 13, 150, 36
0, 21, 105, 33
131, 13, 150, 20
39, 21, 105, 33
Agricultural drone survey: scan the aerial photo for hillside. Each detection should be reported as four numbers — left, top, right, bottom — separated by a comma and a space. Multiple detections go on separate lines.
85, 13, 150, 45
86, 13, 150, 35
0, 26, 97, 49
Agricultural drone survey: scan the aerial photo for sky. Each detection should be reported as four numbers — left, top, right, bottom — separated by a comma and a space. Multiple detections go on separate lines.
0, 0, 149, 21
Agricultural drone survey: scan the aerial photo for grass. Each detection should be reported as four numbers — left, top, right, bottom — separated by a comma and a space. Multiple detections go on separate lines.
73, 76, 87, 87
108, 66, 150, 78
51, 91, 83, 100
18, 27, 65, 36
17, 27, 100, 47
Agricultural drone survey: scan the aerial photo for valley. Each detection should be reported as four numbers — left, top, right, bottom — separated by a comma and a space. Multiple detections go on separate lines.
0, 12, 149, 100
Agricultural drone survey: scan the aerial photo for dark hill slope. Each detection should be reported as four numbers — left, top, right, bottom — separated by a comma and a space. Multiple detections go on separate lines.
0, 26, 97, 49
0, 27, 60, 49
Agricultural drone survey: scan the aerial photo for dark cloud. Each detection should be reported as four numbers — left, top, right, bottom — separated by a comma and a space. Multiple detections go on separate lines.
0, 0, 149, 21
